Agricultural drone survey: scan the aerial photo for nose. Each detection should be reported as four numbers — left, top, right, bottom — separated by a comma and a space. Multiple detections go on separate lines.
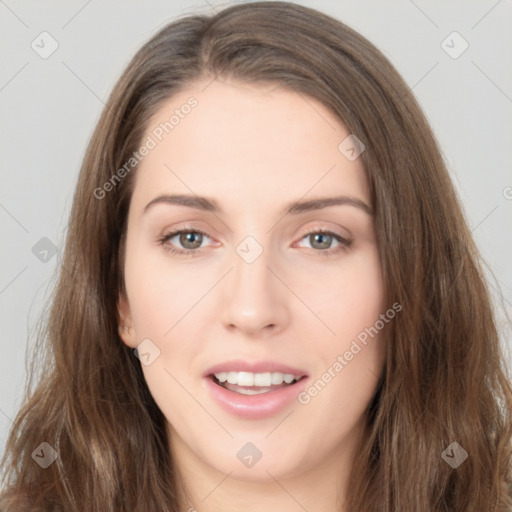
220, 241, 290, 337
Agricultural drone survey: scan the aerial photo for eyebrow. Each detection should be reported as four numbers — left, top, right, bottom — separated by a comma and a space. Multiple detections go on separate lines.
143, 194, 373, 217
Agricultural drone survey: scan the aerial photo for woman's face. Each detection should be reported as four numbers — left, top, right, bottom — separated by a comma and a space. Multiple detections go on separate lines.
118, 78, 386, 485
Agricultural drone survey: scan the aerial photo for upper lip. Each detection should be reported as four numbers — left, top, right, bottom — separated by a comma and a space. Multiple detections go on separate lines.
203, 359, 308, 378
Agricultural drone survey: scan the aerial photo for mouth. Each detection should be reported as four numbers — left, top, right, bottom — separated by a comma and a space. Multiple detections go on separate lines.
203, 363, 309, 419
209, 371, 306, 395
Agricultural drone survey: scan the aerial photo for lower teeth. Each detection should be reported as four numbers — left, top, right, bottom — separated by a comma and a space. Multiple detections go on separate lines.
231, 387, 274, 395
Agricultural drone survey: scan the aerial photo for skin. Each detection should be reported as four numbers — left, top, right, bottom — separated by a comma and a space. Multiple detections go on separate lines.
118, 77, 386, 512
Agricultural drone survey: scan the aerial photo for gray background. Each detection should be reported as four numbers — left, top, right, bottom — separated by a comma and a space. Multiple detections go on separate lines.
1, 0, 511, 460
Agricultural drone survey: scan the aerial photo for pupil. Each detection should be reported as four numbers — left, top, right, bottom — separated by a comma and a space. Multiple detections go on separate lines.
312, 233, 331, 249
182, 232, 202, 249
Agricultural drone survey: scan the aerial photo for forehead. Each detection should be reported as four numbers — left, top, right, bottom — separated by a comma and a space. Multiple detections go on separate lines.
131, 78, 370, 214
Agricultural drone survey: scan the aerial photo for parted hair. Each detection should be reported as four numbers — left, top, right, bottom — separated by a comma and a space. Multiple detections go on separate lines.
1, 2, 511, 510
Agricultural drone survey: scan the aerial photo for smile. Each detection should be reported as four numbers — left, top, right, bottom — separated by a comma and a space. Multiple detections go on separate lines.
203, 363, 309, 419
214, 372, 301, 388
213, 371, 303, 395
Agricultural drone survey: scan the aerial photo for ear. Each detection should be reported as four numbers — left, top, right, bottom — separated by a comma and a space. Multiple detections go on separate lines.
117, 294, 137, 348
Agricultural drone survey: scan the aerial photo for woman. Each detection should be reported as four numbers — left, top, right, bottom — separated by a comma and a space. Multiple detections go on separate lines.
1, 2, 511, 510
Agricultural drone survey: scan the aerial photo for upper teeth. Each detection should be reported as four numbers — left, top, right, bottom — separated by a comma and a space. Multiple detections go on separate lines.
214, 371, 301, 387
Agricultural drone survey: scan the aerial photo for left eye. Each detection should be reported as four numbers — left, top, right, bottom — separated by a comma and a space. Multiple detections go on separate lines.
295, 230, 351, 255
157, 228, 351, 256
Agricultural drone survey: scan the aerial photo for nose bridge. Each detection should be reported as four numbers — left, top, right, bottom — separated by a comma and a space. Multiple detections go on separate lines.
220, 232, 289, 334
232, 233, 277, 306
234, 236, 272, 292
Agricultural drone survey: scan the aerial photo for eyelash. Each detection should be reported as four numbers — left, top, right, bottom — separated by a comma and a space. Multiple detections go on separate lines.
157, 226, 352, 258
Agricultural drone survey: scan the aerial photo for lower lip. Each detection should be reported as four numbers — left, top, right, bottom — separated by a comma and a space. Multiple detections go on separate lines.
204, 376, 309, 420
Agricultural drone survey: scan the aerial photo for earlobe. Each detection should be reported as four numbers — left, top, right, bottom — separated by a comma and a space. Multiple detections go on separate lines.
117, 295, 137, 348
118, 324, 137, 348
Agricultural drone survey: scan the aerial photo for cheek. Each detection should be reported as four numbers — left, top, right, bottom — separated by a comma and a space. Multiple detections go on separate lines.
123, 245, 206, 385
123, 245, 202, 337
306, 247, 384, 340
124, 259, 205, 432
297, 247, 386, 411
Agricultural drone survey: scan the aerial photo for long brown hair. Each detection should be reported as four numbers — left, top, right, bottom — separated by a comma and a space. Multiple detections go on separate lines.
1, 2, 511, 510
